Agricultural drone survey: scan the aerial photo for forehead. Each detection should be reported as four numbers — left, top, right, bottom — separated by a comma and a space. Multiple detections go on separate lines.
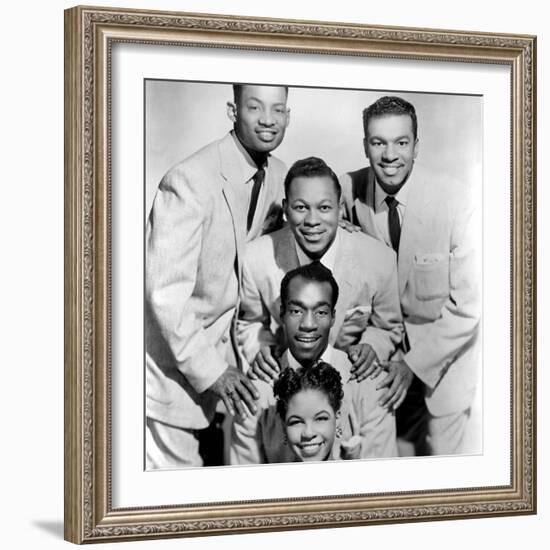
367, 114, 414, 137
287, 175, 339, 202
287, 389, 333, 416
237, 85, 288, 105
285, 277, 333, 305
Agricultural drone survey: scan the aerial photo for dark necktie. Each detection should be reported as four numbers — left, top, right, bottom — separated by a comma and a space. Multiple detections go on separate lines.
385, 195, 401, 253
247, 166, 265, 232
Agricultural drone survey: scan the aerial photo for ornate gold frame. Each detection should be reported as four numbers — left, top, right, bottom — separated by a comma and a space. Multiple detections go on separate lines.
64, 5, 537, 544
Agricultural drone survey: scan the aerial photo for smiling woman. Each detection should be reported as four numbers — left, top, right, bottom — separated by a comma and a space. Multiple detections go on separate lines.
273, 363, 345, 462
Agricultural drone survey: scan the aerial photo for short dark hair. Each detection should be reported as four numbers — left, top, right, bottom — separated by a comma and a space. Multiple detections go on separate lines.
283, 156, 342, 201
280, 262, 339, 314
232, 83, 289, 106
273, 362, 344, 420
362, 96, 418, 140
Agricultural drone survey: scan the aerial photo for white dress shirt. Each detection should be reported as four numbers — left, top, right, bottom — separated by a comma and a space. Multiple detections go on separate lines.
294, 230, 341, 271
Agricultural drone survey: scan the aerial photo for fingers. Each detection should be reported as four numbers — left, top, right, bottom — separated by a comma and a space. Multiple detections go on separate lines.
231, 376, 260, 417
252, 349, 280, 383
247, 369, 258, 380
375, 369, 395, 391
392, 387, 408, 410
220, 392, 235, 416
378, 372, 405, 409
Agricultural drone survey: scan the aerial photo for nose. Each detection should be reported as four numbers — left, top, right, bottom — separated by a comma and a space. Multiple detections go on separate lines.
382, 143, 398, 162
299, 310, 317, 331
302, 422, 315, 439
304, 208, 320, 226
259, 110, 275, 126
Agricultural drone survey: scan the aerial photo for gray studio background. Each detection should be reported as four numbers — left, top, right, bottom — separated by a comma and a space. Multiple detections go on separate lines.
145, 81, 482, 216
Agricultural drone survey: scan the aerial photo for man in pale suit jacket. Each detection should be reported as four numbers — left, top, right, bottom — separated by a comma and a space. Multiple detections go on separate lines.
146, 84, 290, 468
340, 96, 481, 455
231, 262, 397, 463
237, 157, 403, 382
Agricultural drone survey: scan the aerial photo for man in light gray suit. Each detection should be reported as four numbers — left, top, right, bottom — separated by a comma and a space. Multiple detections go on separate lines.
341, 96, 481, 455
237, 157, 403, 381
146, 84, 290, 468
232, 157, 402, 462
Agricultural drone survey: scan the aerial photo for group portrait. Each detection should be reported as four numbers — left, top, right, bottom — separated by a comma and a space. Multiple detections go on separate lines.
144, 80, 482, 470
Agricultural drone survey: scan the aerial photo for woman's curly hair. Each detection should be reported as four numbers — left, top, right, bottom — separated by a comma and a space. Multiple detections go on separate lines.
273, 362, 344, 419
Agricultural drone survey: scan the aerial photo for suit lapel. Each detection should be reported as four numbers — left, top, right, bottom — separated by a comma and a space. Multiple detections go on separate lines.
355, 168, 383, 240
219, 134, 254, 285
331, 231, 355, 334
398, 173, 431, 294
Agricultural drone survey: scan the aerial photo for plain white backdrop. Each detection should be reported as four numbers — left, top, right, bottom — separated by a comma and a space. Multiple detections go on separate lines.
0, 0, 545, 549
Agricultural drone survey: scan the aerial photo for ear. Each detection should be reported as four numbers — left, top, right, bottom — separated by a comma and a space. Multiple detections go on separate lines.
284, 108, 291, 128
335, 409, 341, 420
330, 309, 336, 328
338, 199, 344, 221
363, 137, 369, 158
413, 137, 419, 160
282, 197, 289, 216
227, 101, 237, 123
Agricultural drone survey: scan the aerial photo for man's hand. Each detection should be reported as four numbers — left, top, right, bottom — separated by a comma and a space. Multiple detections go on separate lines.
248, 346, 280, 383
348, 343, 381, 382
209, 366, 260, 417
338, 219, 361, 233
376, 360, 414, 410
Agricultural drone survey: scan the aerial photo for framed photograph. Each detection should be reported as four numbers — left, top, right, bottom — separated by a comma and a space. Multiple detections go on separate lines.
64, 5, 536, 544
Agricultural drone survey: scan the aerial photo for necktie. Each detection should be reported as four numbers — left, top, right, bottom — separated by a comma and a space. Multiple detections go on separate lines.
247, 167, 265, 232
385, 195, 401, 253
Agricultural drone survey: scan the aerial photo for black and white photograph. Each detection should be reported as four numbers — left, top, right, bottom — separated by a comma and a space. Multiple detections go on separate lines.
144, 80, 482, 470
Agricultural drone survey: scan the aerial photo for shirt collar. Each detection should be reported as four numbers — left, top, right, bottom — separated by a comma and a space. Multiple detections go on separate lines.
294, 228, 340, 271
230, 130, 269, 176
374, 175, 411, 212
285, 345, 333, 370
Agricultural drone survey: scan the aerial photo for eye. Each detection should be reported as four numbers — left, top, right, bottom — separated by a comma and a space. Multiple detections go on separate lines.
274, 107, 286, 114
289, 308, 303, 316
398, 140, 409, 147
287, 418, 303, 427
316, 308, 330, 317
315, 415, 330, 422
293, 204, 306, 212
319, 205, 332, 212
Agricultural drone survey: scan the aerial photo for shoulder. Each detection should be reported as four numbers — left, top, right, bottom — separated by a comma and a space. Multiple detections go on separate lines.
339, 166, 371, 199
267, 154, 288, 175
160, 136, 225, 194
243, 227, 291, 265
328, 348, 353, 380
339, 229, 396, 267
411, 163, 472, 211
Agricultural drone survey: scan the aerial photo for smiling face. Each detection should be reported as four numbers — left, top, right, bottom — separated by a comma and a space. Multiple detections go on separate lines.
284, 175, 342, 260
284, 388, 338, 462
281, 276, 335, 366
364, 114, 419, 195
227, 85, 290, 154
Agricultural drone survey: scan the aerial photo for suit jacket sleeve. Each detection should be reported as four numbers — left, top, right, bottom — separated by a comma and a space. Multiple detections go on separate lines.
404, 203, 481, 389
359, 252, 403, 361
236, 248, 277, 365
146, 170, 228, 394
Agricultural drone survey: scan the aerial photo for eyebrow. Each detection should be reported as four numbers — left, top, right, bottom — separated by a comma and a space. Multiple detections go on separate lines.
245, 96, 286, 107
369, 134, 411, 141
287, 299, 332, 309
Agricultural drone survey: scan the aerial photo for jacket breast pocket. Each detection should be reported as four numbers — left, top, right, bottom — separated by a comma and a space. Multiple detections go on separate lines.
413, 253, 449, 301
